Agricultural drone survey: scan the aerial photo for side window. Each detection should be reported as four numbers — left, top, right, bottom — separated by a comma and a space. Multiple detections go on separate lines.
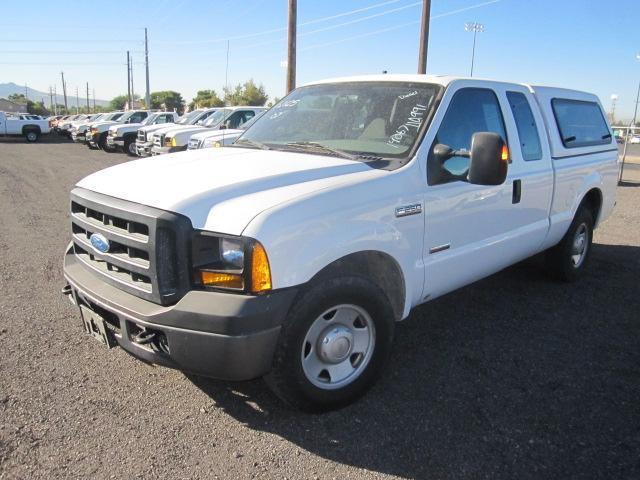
429, 88, 507, 184
551, 98, 611, 148
226, 111, 251, 129
506, 91, 542, 161
155, 115, 168, 124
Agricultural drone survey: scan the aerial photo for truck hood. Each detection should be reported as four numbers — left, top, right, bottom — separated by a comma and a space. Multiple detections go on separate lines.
162, 124, 206, 138
76, 147, 383, 235
110, 123, 143, 135
91, 120, 119, 129
139, 123, 176, 134
190, 128, 243, 141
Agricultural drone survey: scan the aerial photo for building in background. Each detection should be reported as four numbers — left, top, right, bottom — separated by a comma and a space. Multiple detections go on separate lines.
0, 98, 28, 113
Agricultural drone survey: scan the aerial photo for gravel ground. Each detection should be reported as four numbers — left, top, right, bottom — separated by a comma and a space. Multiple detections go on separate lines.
1, 136, 639, 480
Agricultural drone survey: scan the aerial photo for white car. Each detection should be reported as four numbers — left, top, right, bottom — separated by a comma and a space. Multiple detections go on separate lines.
106, 111, 179, 156
151, 106, 266, 155
63, 74, 618, 411
187, 111, 266, 150
628, 136, 640, 144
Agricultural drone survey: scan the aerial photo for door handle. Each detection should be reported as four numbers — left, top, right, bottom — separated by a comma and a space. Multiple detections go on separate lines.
512, 179, 522, 204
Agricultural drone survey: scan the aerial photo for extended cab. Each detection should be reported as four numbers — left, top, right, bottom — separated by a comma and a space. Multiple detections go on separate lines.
106, 112, 178, 156
0, 111, 50, 142
151, 106, 266, 155
62, 75, 618, 411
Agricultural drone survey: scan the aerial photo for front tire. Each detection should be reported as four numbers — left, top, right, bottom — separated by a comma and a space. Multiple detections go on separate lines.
265, 276, 395, 412
125, 137, 137, 156
545, 207, 594, 282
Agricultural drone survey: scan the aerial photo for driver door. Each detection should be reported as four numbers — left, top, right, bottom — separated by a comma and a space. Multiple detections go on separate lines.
423, 86, 520, 300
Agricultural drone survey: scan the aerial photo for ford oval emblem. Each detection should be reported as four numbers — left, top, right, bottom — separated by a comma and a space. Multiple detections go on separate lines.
90, 233, 110, 253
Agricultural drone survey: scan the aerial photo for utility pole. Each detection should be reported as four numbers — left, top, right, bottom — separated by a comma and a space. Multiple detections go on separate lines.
61, 71, 68, 113
126, 51, 131, 110
286, 0, 297, 94
53, 85, 58, 115
75, 86, 79, 114
144, 28, 151, 109
417, 0, 431, 74
93, 88, 96, 112
24, 84, 28, 102
130, 59, 135, 107
86, 82, 90, 113
49, 86, 54, 113
465, 22, 484, 77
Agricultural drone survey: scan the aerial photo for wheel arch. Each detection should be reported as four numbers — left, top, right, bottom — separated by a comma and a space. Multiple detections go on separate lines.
22, 124, 41, 134
578, 187, 603, 226
307, 250, 406, 322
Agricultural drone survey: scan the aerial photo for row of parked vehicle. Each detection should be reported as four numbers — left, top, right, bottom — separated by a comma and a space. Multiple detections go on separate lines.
50, 106, 267, 157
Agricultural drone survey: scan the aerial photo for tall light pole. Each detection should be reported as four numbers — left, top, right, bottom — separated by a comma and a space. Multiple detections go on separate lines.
619, 52, 640, 184
286, 0, 297, 94
610, 94, 619, 124
144, 28, 151, 110
465, 22, 484, 77
417, 0, 431, 74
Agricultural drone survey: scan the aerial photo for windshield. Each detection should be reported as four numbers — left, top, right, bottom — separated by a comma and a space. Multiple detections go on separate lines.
118, 111, 135, 122
178, 110, 205, 125
111, 112, 124, 121
238, 81, 439, 160
203, 109, 229, 127
141, 114, 157, 125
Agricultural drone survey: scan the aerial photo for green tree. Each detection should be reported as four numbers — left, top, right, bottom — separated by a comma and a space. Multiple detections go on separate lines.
148, 91, 185, 113
189, 89, 224, 110
223, 79, 268, 106
8, 94, 50, 116
109, 95, 128, 111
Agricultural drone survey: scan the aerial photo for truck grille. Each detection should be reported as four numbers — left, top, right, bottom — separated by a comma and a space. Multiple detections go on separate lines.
188, 138, 201, 150
153, 134, 163, 147
137, 130, 146, 142
69, 188, 192, 305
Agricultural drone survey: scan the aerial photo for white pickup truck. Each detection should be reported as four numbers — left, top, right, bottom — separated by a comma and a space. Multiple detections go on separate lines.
62, 75, 618, 411
0, 111, 50, 142
106, 111, 179, 156
187, 110, 266, 150
135, 109, 216, 157
70, 112, 125, 144
151, 106, 266, 155
87, 110, 150, 151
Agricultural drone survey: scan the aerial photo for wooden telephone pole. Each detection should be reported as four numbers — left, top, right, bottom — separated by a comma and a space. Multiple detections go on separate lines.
286, 0, 297, 94
417, 0, 431, 74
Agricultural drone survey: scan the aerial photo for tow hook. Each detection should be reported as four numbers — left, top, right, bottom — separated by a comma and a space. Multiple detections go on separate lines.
132, 329, 156, 345
61, 284, 72, 296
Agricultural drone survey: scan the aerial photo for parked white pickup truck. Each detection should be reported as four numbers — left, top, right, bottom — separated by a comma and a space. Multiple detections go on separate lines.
0, 111, 50, 142
87, 110, 150, 151
62, 75, 618, 411
148, 108, 222, 155
187, 111, 266, 150
135, 109, 216, 157
106, 111, 179, 156
70, 112, 124, 144
152, 106, 266, 155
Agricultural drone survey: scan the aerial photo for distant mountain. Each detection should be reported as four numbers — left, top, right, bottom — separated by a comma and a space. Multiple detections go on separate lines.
0, 82, 109, 107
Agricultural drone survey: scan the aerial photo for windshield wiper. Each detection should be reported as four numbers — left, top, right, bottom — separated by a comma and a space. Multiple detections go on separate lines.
234, 138, 271, 150
284, 141, 357, 160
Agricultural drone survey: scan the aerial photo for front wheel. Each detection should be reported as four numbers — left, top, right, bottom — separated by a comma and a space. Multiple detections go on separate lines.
545, 207, 594, 282
125, 138, 137, 156
265, 276, 395, 412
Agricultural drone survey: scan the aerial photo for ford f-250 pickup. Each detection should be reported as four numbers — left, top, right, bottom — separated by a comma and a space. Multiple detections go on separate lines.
62, 75, 618, 411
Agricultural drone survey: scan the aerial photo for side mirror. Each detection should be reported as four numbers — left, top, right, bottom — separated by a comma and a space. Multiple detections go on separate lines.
219, 124, 227, 130
467, 132, 508, 186
433, 132, 508, 186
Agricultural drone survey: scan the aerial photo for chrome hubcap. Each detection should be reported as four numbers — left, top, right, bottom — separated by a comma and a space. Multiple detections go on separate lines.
301, 304, 375, 390
571, 223, 589, 268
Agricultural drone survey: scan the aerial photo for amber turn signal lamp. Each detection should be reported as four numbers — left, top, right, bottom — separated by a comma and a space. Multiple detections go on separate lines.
200, 271, 244, 289
250, 241, 272, 293
501, 145, 510, 161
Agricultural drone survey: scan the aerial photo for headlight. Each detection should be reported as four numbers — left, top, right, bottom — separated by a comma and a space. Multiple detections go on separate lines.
191, 232, 271, 293
202, 137, 220, 148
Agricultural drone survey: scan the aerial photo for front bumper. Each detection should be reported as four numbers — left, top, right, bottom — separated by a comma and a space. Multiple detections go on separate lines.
87, 132, 99, 147
151, 145, 186, 155
136, 141, 152, 156
71, 131, 86, 142
63, 245, 296, 380
106, 136, 124, 148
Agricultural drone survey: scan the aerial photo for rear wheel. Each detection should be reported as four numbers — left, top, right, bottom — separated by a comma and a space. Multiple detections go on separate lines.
545, 207, 594, 282
265, 276, 395, 412
25, 130, 39, 142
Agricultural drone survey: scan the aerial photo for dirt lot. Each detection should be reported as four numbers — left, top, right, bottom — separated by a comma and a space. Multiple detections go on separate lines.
1, 136, 639, 479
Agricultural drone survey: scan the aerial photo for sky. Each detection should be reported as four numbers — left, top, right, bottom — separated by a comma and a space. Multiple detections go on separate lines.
1, 0, 640, 121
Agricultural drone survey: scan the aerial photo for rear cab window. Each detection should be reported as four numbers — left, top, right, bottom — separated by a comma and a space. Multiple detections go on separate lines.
507, 91, 542, 161
551, 99, 611, 148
